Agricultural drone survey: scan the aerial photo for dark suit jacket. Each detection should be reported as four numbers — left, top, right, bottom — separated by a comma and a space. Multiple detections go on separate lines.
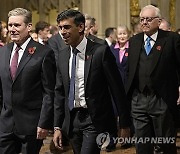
54, 39, 130, 135
0, 38, 56, 135
87, 34, 105, 44
48, 33, 67, 62
126, 29, 180, 127
110, 45, 128, 85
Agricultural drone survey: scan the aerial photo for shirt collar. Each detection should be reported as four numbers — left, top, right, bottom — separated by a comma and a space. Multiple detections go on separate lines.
13, 37, 31, 51
105, 38, 112, 46
114, 41, 129, 50
144, 31, 158, 42
70, 36, 87, 54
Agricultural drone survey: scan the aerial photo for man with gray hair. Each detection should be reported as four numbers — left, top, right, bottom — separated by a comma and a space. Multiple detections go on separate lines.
0, 8, 56, 153
126, 5, 180, 154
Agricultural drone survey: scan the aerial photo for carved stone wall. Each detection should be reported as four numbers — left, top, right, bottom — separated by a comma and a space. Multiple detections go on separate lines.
0, 0, 179, 33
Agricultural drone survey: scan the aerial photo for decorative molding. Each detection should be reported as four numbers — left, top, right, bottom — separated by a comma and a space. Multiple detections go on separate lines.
63, 0, 80, 10
44, 0, 59, 14
169, 0, 176, 31
130, 0, 140, 17
25, 0, 39, 11
130, 0, 140, 29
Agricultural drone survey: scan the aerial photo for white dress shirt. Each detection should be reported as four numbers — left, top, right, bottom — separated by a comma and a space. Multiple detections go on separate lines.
10, 37, 31, 66
144, 31, 158, 48
69, 36, 87, 108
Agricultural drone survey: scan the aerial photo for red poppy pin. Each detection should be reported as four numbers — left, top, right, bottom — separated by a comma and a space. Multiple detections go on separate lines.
125, 52, 128, 57
28, 47, 36, 55
156, 45, 161, 51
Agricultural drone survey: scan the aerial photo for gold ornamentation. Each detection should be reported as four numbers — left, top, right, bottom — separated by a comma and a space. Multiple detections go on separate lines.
130, 0, 140, 17
169, 0, 176, 31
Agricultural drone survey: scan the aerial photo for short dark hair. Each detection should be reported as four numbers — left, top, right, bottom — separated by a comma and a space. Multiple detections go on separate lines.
105, 27, 116, 38
35, 21, 50, 34
56, 9, 85, 26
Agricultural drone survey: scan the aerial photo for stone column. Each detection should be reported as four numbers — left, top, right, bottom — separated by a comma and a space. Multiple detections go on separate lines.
81, 0, 130, 38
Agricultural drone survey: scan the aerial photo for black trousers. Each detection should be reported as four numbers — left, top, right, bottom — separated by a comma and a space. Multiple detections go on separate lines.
0, 131, 43, 154
69, 108, 100, 154
131, 89, 177, 154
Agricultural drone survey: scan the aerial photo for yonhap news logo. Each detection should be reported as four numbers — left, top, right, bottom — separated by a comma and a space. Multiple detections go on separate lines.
96, 132, 110, 149
96, 132, 176, 149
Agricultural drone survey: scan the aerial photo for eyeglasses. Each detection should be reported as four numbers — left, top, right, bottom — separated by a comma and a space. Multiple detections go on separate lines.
140, 17, 159, 23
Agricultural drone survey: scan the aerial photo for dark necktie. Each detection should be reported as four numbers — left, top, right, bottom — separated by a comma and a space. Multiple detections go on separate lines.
68, 48, 79, 110
10, 46, 21, 80
145, 37, 152, 55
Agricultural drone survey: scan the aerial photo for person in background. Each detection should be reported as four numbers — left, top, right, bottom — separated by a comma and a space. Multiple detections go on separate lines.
159, 18, 171, 31
48, 22, 68, 65
30, 30, 38, 42
132, 22, 142, 35
84, 15, 104, 44
49, 25, 59, 36
111, 25, 131, 85
176, 28, 180, 35
110, 25, 133, 150
0, 21, 4, 47
0, 8, 56, 153
53, 9, 130, 154
0, 21, 8, 46
35, 21, 50, 45
126, 5, 180, 154
104, 27, 117, 46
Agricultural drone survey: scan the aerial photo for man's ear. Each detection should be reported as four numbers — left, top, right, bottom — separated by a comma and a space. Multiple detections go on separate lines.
79, 23, 85, 33
158, 18, 162, 26
27, 23, 32, 32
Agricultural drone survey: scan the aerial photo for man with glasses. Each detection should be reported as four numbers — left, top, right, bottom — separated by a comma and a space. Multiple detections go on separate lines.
126, 5, 180, 154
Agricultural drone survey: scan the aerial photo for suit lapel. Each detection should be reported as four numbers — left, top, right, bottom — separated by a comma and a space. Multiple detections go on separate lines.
113, 48, 120, 64
121, 49, 128, 65
5, 43, 14, 80
14, 39, 35, 81
84, 39, 95, 89
149, 30, 166, 74
129, 34, 144, 80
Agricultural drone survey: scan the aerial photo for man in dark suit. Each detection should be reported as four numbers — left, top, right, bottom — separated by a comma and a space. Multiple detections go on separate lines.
0, 8, 56, 153
84, 16, 104, 44
48, 32, 67, 63
53, 9, 130, 154
126, 5, 180, 154
35, 21, 50, 45
104, 27, 117, 47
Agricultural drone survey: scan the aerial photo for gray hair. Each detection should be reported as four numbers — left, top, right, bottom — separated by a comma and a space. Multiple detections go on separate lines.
8, 8, 32, 24
140, 5, 161, 18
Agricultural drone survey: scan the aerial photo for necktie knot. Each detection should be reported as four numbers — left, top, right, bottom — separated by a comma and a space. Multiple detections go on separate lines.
16, 47, 21, 53
72, 48, 79, 55
146, 37, 151, 42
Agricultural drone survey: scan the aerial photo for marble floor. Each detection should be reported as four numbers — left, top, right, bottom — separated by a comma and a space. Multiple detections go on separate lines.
40, 135, 180, 154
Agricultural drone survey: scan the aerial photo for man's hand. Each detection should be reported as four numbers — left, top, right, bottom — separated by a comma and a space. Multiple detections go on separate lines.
37, 127, 48, 139
177, 86, 180, 105
53, 129, 63, 150
119, 128, 130, 146
119, 128, 130, 138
